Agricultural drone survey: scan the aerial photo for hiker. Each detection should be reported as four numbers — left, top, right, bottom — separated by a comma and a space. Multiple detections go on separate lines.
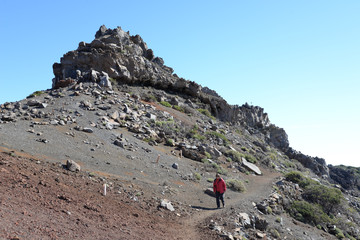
213, 173, 226, 208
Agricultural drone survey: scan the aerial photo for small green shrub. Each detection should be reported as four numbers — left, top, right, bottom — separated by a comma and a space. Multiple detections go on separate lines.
217, 167, 228, 176
206, 131, 229, 145
303, 185, 343, 214
145, 94, 157, 102
188, 125, 206, 141
244, 154, 257, 164
160, 101, 172, 107
204, 151, 211, 159
226, 179, 246, 192
207, 162, 228, 175
197, 108, 216, 120
201, 158, 209, 164
284, 171, 318, 188
194, 172, 201, 181
345, 233, 356, 240
109, 77, 117, 84
289, 201, 331, 225
27, 90, 44, 98
226, 150, 243, 162
172, 105, 184, 112
334, 228, 345, 239
165, 138, 175, 146
269, 153, 277, 161
193, 133, 206, 141
207, 178, 214, 183
155, 119, 174, 127
269, 228, 280, 239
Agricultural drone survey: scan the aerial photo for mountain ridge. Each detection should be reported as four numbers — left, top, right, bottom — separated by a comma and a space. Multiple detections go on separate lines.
51, 25, 329, 177
0, 25, 359, 239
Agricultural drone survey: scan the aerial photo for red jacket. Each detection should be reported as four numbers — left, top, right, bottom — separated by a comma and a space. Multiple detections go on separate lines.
213, 178, 226, 194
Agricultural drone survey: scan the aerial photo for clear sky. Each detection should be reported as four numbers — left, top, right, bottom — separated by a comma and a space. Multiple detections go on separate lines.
1, 1, 359, 167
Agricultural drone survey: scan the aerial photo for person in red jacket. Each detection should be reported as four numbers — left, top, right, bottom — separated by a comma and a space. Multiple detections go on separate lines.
213, 173, 226, 208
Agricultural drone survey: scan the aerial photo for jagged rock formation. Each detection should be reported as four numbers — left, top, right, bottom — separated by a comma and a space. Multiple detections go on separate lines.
329, 165, 360, 192
286, 148, 329, 176
51, 25, 327, 176
52, 26, 268, 125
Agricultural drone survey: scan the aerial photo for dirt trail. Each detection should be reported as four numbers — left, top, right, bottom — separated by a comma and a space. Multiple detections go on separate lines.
177, 168, 281, 239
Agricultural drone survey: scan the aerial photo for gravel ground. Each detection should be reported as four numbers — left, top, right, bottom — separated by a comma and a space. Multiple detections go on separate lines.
0, 86, 338, 239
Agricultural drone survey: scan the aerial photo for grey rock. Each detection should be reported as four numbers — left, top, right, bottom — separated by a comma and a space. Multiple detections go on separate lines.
81, 100, 93, 109
256, 201, 268, 214
114, 139, 127, 148
99, 72, 112, 90
254, 215, 268, 231
239, 213, 252, 228
98, 104, 111, 110
123, 104, 132, 114
146, 112, 157, 120
39, 103, 48, 108
83, 127, 93, 133
110, 111, 119, 120
1, 112, 16, 121
36, 138, 49, 143
160, 199, 175, 211
172, 163, 178, 169
66, 159, 81, 172
242, 158, 262, 175
27, 100, 41, 107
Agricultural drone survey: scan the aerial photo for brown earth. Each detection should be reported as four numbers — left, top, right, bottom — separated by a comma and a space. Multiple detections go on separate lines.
0, 149, 279, 240
0, 150, 223, 240
0, 148, 335, 240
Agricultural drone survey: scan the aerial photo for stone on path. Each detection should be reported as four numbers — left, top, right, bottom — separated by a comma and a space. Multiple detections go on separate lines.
160, 199, 175, 211
66, 159, 81, 172
242, 158, 262, 175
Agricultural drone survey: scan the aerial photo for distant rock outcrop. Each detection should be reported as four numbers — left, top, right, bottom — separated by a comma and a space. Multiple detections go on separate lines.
329, 165, 360, 191
286, 148, 329, 176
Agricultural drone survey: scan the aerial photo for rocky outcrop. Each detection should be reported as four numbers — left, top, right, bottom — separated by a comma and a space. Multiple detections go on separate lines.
51, 26, 279, 131
51, 25, 333, 176
53, 25, 182, 94
286, 147, 329, 176
266, 124, 289, 151
329, 165, 360, 191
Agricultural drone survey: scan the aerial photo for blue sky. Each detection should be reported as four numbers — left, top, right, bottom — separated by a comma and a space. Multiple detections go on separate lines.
1, 1, 359, 167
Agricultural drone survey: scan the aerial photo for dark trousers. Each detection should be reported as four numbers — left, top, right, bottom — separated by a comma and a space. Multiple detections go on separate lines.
215, 191, 224, 208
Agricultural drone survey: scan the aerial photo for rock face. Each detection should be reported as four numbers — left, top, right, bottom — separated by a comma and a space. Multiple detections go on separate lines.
52, 25, 177, 93
329, 165, 360, 191
52, 27, 267, 126
53, 26, 287, 144
286, 148, 329, 176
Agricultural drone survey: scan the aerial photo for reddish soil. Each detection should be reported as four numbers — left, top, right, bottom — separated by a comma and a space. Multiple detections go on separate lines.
0, 151, 220, 240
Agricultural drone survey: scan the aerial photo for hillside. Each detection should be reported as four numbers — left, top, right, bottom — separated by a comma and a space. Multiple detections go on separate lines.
1, 25, 360, 240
